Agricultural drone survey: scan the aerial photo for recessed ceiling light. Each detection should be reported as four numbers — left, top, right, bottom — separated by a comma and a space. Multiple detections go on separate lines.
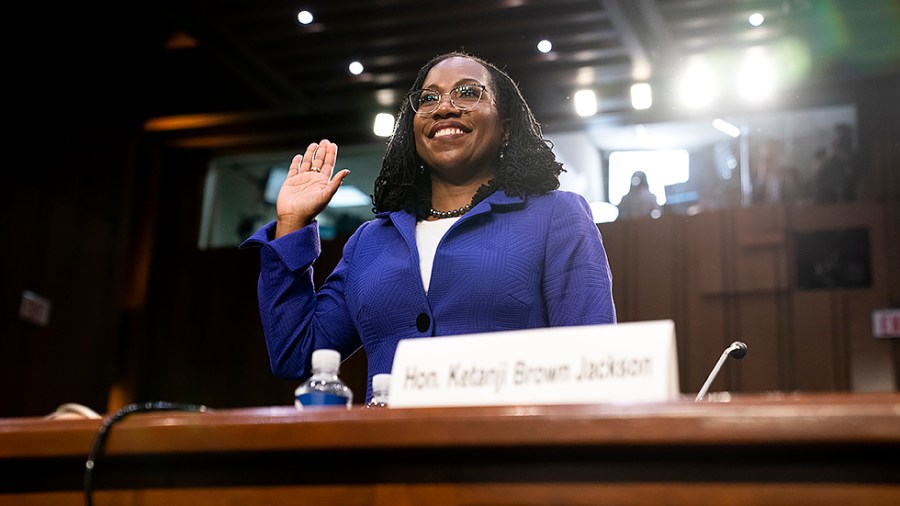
630, 83, 652, 110
537, 40, 552, 53
574, 89, 597, 117
373, 113, 394, 137
297, 10, 314, 25
348, 61, 364, 75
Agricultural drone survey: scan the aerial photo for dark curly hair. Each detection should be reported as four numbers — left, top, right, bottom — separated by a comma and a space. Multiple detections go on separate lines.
372, 51, 565, 217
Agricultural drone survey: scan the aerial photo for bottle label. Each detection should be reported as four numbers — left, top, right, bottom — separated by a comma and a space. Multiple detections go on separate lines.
295, 392, 349, 409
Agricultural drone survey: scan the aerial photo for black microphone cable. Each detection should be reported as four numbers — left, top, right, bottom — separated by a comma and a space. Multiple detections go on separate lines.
83, 401, 211, 506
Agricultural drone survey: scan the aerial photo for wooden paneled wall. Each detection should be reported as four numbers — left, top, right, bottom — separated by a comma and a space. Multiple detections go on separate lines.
599, 202, 900, 396
0, 124, 142, 417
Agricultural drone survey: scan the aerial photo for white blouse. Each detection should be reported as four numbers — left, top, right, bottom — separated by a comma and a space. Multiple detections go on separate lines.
414, 217, 460, 293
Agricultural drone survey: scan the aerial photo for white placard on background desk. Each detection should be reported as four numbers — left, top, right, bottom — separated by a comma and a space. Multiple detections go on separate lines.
389, 320, 679, 408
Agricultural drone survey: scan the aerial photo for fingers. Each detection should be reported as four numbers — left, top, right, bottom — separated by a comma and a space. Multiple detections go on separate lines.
288, 153, 303, 176
298, 142, 318, 173
308, 139, 334, 174
321, 141, 338, 177
294, 140, 337, 175
332, 168, 351, 185
325, 169, 352, 199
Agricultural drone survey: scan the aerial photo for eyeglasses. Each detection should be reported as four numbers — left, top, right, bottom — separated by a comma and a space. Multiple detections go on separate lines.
408, 83, 487, 114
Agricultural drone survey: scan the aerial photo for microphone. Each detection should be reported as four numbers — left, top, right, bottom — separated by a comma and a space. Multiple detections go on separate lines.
694, 341, 748, 402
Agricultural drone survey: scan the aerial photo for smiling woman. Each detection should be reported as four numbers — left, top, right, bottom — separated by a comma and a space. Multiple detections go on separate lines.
240, 51, 617, 405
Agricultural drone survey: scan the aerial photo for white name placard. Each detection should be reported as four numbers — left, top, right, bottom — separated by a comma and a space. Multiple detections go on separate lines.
388, 320, 679, 408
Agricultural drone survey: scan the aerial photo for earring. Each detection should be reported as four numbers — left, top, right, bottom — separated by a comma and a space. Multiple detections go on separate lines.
418, 163, 425, 175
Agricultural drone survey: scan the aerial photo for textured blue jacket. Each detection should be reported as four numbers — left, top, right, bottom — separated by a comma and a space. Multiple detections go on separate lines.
241, 189, 616, 401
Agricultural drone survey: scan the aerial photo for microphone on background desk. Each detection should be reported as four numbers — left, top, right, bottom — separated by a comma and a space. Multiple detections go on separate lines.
695, 341, 748, 402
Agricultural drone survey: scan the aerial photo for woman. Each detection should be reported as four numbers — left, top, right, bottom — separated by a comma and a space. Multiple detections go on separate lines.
242, 51, 616, 402
617, 171, 661, 220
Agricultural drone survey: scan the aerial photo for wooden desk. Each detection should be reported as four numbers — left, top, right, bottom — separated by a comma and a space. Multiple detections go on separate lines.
2, 392, 898, 505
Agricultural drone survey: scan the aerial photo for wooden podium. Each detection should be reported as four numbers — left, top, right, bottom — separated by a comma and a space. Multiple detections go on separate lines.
2, 392, 898, 505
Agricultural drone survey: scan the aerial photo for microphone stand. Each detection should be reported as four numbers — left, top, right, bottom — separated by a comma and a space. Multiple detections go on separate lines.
695, 341, 748, 402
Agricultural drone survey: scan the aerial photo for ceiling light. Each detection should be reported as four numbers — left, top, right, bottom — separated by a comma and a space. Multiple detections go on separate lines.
575, 67, 596, 87
712, 118, 741, 138
537, 40, 552, 53
574, 90, 597, 117
736, 47, 776, 103
748, 13, 764, 26
631, 61, 652, 82
348, 61, 364, 75
297, 11, 314, 25
630, 83, 652, 110
376, 89, 396, 107
678, 58, 718, 110
373, 113, 394, 137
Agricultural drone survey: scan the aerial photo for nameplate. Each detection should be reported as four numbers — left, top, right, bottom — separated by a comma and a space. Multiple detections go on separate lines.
389, 320, 679, 408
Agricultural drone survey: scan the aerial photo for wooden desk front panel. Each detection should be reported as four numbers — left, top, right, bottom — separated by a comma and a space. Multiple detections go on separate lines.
2, 393, 898, 506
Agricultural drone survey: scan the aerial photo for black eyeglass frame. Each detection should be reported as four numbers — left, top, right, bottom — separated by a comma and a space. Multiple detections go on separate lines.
408, 83, 489, 114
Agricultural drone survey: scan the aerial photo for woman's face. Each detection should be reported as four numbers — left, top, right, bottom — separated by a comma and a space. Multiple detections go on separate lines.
413, 57, 508, 181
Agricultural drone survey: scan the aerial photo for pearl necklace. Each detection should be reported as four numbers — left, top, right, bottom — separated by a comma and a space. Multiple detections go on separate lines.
428, 202, 473, 219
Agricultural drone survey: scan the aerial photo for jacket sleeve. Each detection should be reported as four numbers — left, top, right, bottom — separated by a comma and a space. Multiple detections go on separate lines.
542, 192, 617, 325
240, 220, 362, 380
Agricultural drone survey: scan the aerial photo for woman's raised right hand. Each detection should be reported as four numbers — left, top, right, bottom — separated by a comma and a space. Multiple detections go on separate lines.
274, 139, 351, 238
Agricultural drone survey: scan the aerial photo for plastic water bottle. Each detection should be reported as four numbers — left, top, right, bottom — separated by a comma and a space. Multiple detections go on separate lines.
294, 349, 353, 410
365, 373, 391, 408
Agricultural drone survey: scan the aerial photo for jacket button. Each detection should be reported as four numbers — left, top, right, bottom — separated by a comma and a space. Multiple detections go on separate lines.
416, 313, 430, 332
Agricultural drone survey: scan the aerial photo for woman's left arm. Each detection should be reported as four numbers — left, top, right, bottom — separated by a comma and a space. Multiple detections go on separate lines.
542, 192, 617, 325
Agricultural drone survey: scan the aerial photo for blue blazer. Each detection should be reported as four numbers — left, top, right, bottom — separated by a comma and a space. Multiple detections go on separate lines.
241, 189, 616, 401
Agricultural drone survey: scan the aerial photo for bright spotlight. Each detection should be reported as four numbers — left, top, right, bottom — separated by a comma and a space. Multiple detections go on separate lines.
574, 89, 597, 117
678, 58, 718, 110
373, 113, 394, 137
737, 47, 776, 103
537, 40, 552, 53
297, 11, 314, 25
630, 83, 652, 110
748, 13, 764, 26
348, 61, 364, 75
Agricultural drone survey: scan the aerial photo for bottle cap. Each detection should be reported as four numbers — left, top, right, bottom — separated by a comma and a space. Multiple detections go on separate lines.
311, 349, 341, 371
372, 373, 391, 392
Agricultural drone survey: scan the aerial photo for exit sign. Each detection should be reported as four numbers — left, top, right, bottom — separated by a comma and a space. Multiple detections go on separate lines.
872, 309, 900, 338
